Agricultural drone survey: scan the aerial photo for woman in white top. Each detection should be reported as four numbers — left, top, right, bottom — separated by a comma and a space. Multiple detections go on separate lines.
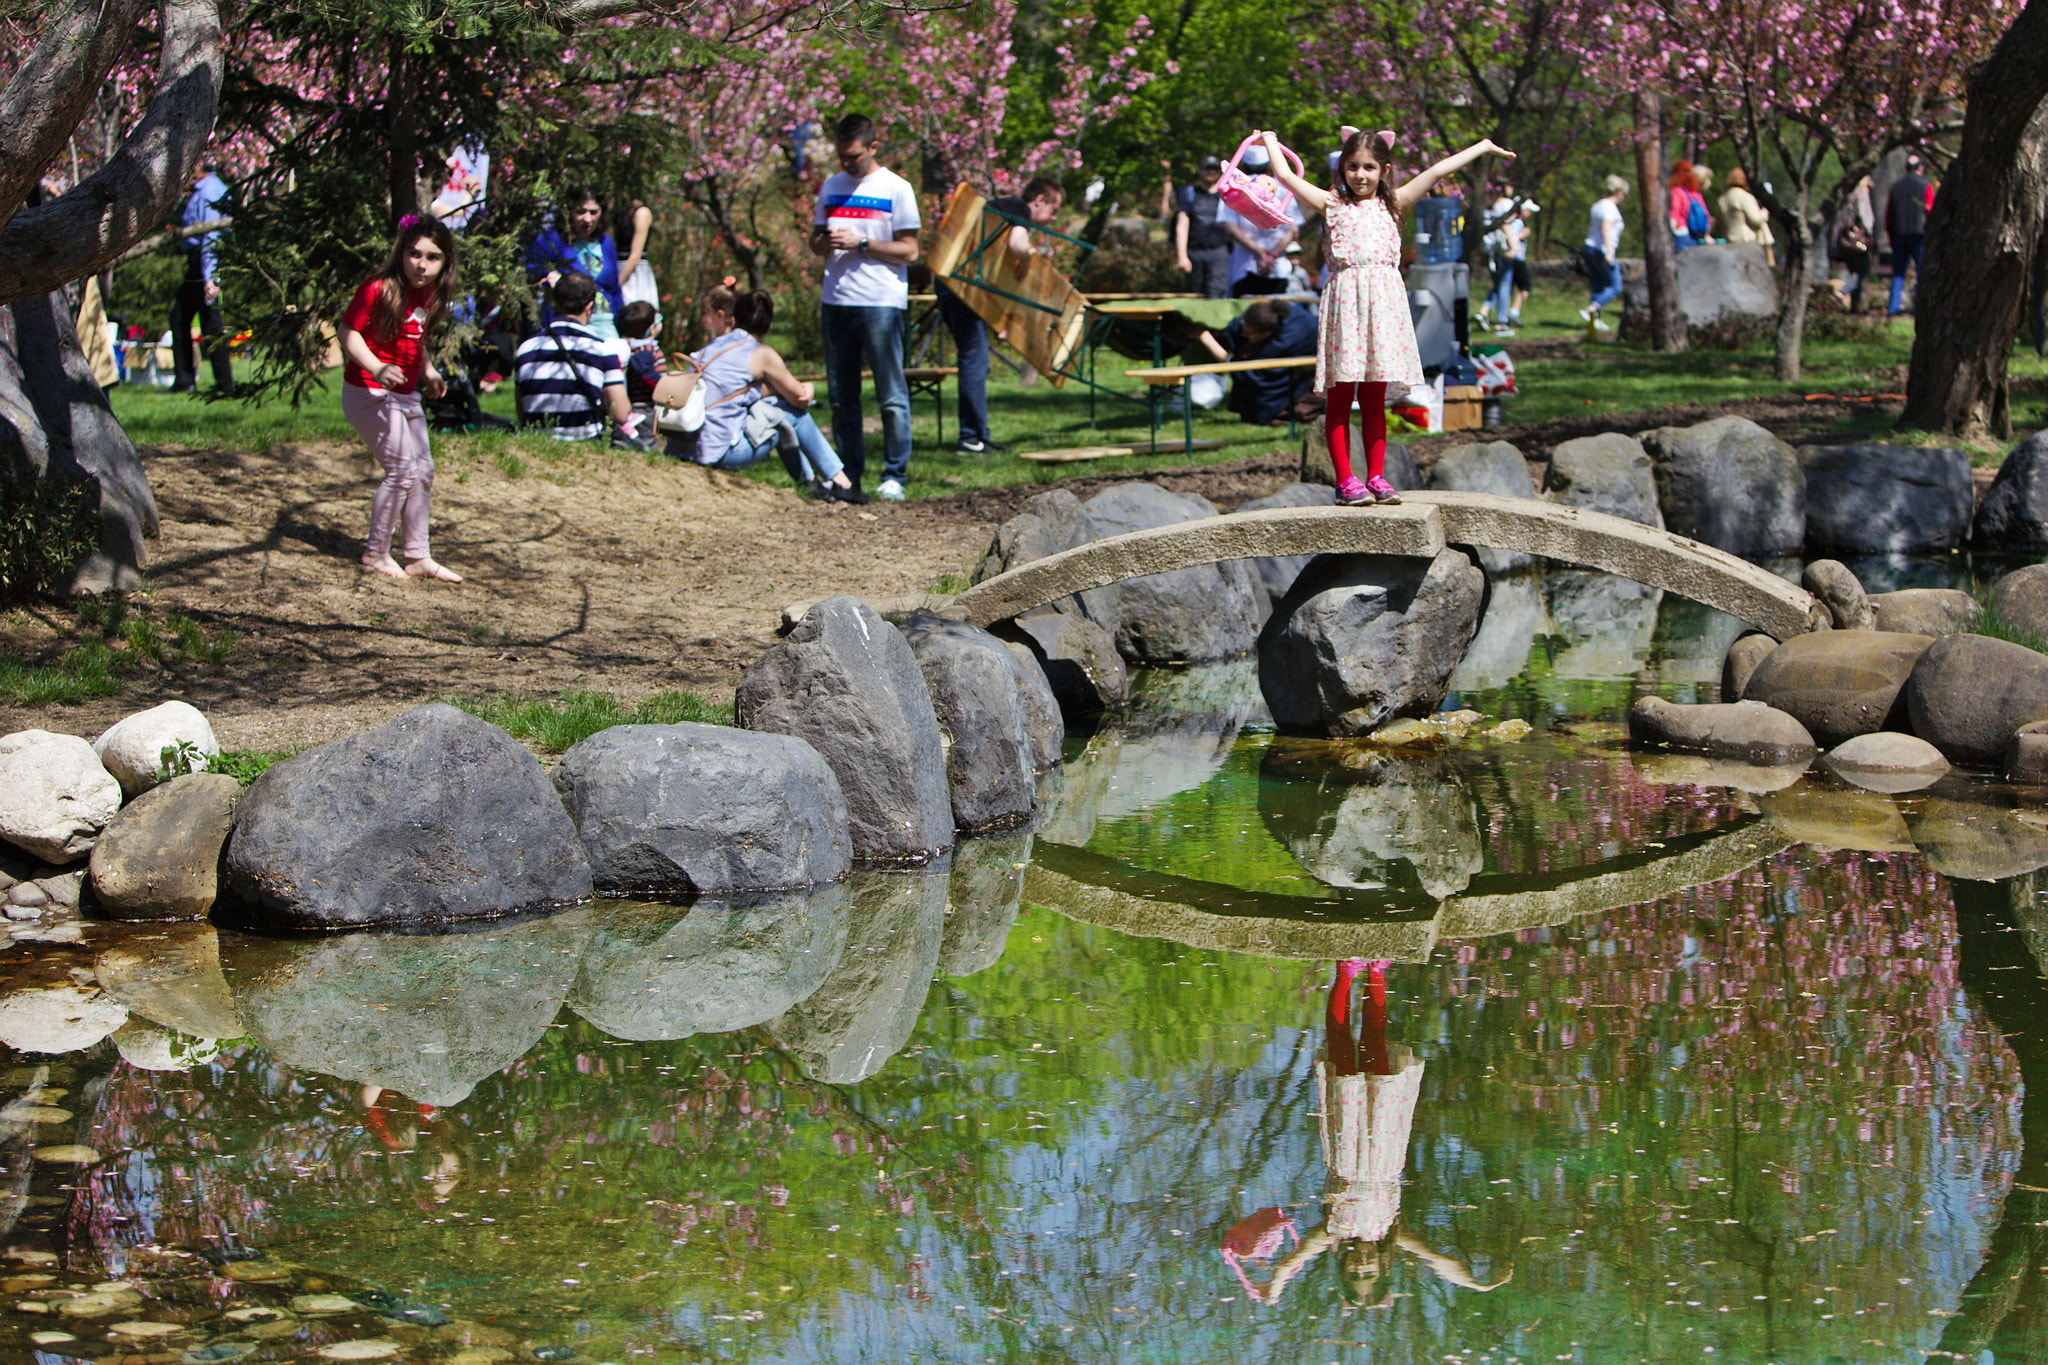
1581, 175, 1628, 332
1718, 167, 1775, 266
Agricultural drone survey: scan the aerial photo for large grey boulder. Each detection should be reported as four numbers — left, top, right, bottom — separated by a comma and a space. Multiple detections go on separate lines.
1426, 441, 1536, 574
1641, 417, 1805, 557
92, 701, 220, 799
1799, 444, 1974, 555
1904, 633, 2048, 765
1970, 432, 2048, 552
221, 910, 591, 1105
940, 834, 1032, 977
972, 488, 1097, 585
769, 866, 948, 1084
1801, 559, 1874, 630
899, 614, 1040, 834
1721, 634, 1778, 702
1236, 482, 1335, 602
1259, 747, 1483, 898
88, 773, 240, 920
1741, 630, 1933, 747
224, 703, 592, 929
1622, 242, 1776, 328
1079, 483, 1265, 663
736, 595, 954, 865
996, 642, 1065, 774
2008, 719, 2048, 784
1257, 549, 1484, 737
566, 888, 848, 1042
553, 723, 851, 894
1822, 732, 1949, 794
993, 606, 1129, 718
0, 732, 122, 864
1627, 696, 1816, 763
1990, 564, 2048, 644
1543, 433, 1663, 529
1869, 588, 1978, 637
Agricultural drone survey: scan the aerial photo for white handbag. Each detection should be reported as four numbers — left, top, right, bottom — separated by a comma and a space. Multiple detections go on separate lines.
653, 370, 704, 433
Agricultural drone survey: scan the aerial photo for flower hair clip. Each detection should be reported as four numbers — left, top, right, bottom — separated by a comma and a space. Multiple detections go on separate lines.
398, 213, 422, 231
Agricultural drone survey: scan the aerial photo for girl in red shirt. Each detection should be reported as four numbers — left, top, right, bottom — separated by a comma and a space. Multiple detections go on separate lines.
338, 215, 464, 582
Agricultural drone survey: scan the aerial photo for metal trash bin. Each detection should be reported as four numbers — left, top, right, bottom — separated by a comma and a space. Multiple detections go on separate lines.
1406, 262, 1470, 376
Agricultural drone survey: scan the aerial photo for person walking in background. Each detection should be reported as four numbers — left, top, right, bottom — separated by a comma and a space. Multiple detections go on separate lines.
337, 215, 462, 583
809, 112, 921, 501
1581, 175, 1628, 332
1667, 161, 1709, 251
1718, 167, 1774, 266
1832, 174, 1876, 312
1887, 153, 1933, 316
170, 163, 233, 394
1482, 197, 1536, 335
1173, 155, 1231, 299
937, 175, 1064, 456
1258, 125, 1512, 507
526, 187, 625, 341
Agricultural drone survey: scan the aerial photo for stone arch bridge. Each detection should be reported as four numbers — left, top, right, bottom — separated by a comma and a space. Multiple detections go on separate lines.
950, 491, 1826, 640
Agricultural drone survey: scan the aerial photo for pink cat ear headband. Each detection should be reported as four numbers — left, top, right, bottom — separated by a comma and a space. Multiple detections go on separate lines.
1374, 130, 1397, 154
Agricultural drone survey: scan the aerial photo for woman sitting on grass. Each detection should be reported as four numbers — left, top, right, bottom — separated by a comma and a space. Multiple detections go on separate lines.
685, 286, 864, 503
337, 214, 464, 583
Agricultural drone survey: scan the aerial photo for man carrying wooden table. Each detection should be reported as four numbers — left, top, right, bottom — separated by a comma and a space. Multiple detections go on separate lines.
935, 176, 1065, 456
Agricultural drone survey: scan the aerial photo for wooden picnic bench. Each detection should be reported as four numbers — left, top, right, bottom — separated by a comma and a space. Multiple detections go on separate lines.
1124, 356, 1318, 453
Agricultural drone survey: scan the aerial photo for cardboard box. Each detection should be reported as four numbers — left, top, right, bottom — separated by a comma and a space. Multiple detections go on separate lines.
1443, 384, 1484, 432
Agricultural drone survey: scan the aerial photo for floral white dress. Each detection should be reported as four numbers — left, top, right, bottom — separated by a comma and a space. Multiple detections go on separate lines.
1318, 196, 1424, 392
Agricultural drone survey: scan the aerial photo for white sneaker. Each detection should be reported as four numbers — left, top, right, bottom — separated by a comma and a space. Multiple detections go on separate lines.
1592, 319, 1612, 333
1494, 327, 1517, 337
877, 478, 906, 501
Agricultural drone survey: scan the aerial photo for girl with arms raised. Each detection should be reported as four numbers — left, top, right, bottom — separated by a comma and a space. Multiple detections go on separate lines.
1257, 128, 1513, 505
338, 215, 464, 582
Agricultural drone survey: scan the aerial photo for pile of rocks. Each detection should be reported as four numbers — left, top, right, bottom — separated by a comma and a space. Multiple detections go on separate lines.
1, 597, 1065, 935
0, 701, 227, 933
1630, 557, 2048, 792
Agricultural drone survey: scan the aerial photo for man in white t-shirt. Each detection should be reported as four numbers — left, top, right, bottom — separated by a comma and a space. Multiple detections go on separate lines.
808, 112, 923, 500
1220, 145, 1303, 297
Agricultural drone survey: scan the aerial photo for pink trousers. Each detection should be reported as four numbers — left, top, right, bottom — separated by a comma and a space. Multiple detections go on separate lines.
344, 382, 435, 561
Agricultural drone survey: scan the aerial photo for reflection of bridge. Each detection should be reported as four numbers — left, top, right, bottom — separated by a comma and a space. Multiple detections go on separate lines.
1027, 819, 1793, 961
953, 492, 1826, 640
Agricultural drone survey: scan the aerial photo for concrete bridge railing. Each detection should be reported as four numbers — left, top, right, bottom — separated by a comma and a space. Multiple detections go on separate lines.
951, 491, 1827, 640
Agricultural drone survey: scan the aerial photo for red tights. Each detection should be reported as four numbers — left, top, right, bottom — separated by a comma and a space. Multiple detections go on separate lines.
1324, 381, 1389, 486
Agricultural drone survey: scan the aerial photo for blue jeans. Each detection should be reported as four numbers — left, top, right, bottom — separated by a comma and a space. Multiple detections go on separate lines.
937, 286, 989, 444
1889, 234, 1925, 314
1583, 248, 1624, 311
709, 400, 845, 482
1486, 265, 1515, 325
821, 303, 910, 488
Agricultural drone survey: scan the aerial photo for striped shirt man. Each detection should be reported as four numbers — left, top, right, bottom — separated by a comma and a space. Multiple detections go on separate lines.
514, 319, 625, 441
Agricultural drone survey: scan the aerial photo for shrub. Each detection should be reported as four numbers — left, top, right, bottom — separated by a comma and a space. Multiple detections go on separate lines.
0, 471, 99, 605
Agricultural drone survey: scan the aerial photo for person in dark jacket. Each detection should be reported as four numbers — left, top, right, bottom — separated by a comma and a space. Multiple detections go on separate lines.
525, 187, 625, 339
1174, 156, 1232, 298
1886, 154, 1933, 316
1196, 299, 1317, 425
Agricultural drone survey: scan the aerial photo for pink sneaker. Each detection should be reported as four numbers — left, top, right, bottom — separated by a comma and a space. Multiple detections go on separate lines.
1366, 476, 1402, 504
1336, 475, 1372, 506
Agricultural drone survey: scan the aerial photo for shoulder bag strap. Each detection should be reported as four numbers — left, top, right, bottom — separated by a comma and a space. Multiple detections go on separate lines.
545, 325, 609, 436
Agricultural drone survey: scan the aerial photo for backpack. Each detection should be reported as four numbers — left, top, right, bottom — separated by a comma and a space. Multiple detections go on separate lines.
1686, 193, 1710, 239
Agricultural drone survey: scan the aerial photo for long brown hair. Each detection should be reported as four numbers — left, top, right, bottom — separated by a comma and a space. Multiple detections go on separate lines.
363, 215, 459, 345
1333, 128, 1401, 218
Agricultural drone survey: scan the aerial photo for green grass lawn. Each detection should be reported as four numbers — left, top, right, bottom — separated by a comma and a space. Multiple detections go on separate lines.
109, 275, 2047, 500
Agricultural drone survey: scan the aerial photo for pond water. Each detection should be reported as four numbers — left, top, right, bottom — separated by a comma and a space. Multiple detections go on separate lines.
6, 565, 2048, 1364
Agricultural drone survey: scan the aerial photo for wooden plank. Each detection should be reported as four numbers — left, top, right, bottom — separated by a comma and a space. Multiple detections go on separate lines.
930, 184, 1089, 387
1125, 356, 1318, 384
1017, 440, 1227, 464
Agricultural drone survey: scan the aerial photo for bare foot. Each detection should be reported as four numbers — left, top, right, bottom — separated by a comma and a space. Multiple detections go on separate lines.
404, 558, 464, 583
360, 554, 408, 580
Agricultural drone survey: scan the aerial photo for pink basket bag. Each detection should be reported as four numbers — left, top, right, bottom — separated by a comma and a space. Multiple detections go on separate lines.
1216, 134, 1304, 230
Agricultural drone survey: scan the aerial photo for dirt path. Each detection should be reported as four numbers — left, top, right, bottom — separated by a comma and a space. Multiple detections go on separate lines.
0, 388, 1915, 752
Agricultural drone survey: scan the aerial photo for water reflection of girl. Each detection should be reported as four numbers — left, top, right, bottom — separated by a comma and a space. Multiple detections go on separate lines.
1223, 958, 1509, 1305
360, 1086, 463, 1202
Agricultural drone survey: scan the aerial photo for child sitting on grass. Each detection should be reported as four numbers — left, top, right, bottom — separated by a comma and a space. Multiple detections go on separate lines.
616, 300, 664, 432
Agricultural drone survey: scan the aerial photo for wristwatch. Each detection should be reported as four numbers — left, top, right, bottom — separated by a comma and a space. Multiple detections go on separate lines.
857, 239, 869, 255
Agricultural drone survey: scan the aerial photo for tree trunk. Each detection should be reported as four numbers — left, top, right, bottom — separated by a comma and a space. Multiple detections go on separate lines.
1900, 0, 2048, 439
1633, 92, 1686, 352
0, 288, 158, 595
1772, 213, 1814, 382
0, 0, 223, 304
386, 47, 421, 222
